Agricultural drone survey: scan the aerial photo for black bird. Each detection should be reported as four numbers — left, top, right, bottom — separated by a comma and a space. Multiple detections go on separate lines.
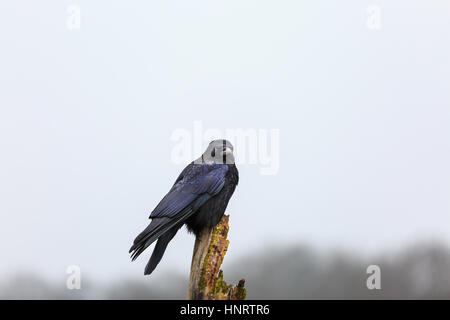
129, 139, 239, 275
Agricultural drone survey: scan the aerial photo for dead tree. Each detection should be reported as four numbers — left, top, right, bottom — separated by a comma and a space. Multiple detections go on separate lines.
187, 215, 246, 300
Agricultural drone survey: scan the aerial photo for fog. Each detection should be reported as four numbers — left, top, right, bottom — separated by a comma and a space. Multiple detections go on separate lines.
0, 1, 449, 299
2, 241, 450, 299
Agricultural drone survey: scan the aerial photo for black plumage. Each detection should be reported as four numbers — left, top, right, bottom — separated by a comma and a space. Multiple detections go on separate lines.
129, 139, 239, 275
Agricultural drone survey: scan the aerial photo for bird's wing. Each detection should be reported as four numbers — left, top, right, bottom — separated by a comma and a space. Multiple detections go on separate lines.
129, 164, 227, 258
150, 164, 227, 219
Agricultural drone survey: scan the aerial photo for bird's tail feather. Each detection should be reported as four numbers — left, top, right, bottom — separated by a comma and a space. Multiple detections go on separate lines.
129, 217, 169, 260
129, 207, 197, 262
144, 227, 178, 275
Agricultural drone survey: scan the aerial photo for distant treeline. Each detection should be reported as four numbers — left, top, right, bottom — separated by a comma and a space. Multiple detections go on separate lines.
2, 242, 450, 299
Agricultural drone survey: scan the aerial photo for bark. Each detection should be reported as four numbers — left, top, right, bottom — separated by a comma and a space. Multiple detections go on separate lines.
187, 215, 246, 300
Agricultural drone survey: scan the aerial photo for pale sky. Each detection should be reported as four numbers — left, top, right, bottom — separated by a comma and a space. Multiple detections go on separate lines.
0, 1, 449, 283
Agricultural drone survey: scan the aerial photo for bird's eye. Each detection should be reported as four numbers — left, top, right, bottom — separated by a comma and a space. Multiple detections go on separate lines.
211, 149, 215, 157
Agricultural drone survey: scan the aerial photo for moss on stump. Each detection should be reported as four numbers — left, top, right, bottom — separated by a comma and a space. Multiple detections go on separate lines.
187, 215, 246, 300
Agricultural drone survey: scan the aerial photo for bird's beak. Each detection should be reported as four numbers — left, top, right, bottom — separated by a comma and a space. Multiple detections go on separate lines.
223, 147, 232, 154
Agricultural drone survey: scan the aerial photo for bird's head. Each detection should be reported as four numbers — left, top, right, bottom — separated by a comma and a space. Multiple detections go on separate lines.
200, 139, 235, 164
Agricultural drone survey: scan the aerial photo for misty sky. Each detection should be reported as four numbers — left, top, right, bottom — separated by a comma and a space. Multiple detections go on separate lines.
0, 1, 449, 283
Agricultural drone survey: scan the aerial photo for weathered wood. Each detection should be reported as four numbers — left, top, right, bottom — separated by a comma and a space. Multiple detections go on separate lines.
187, 215, 246, 300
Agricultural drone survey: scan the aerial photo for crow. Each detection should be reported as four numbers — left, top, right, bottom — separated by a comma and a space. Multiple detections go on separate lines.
129, 139, 239, 275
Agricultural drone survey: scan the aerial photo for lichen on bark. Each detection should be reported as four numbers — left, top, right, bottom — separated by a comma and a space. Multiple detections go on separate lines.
187, 215, 246, 300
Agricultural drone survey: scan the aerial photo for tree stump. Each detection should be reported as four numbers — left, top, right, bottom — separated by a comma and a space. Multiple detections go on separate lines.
187, 215, 246, 300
